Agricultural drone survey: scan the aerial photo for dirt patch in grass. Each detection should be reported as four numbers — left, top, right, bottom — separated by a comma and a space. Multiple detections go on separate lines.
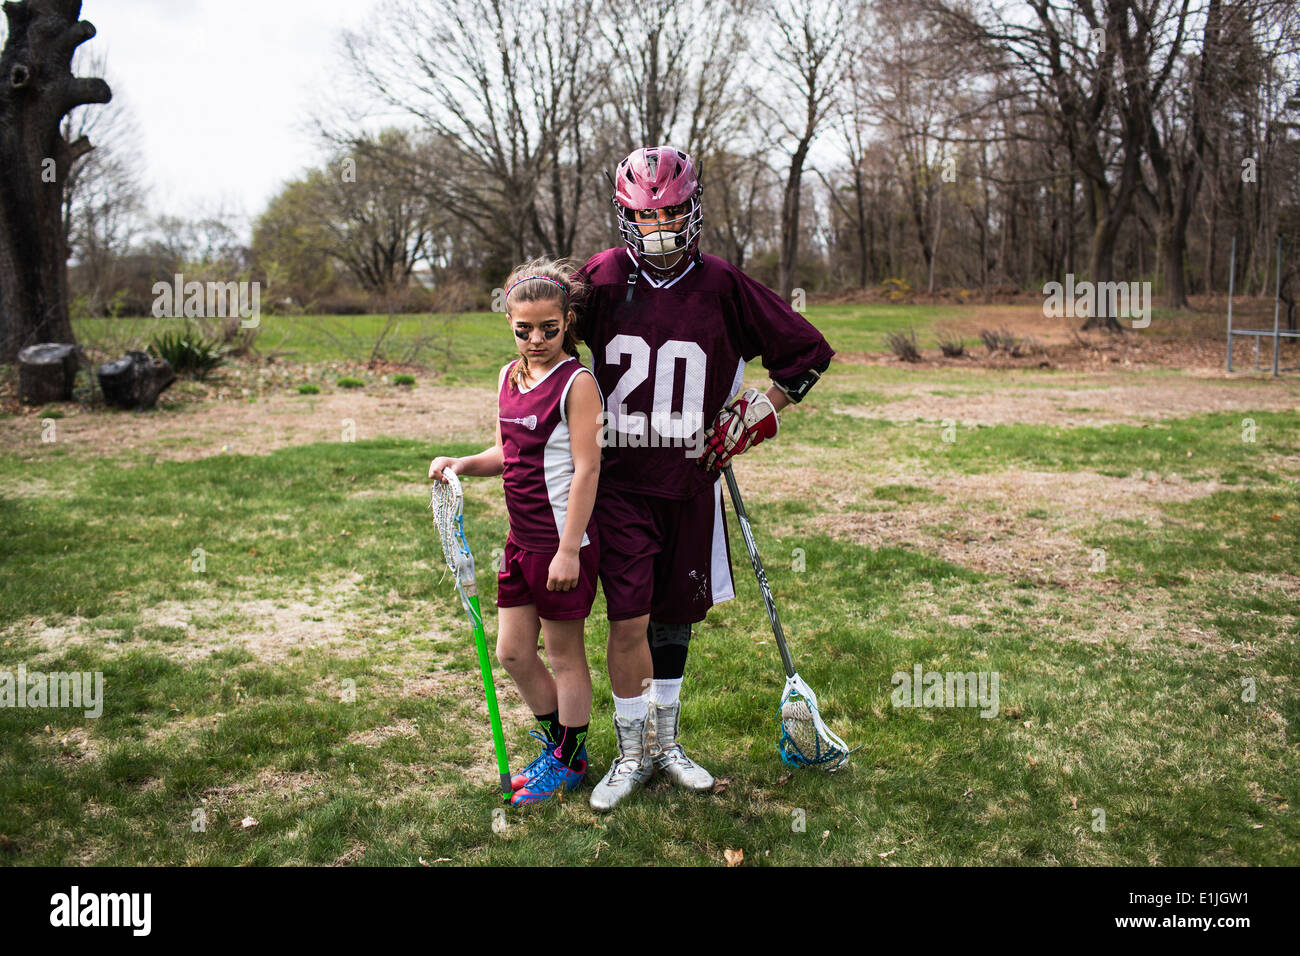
396, 671, 485, 700
833, 371, 1300, 428
0, 478, 76, 500
811, 468, 1225, 587
24, 726, 102, 765
333, 842, 367, 865
0, 380, 496, 463
198, 770, 325, 826
6, 573, 419, 665
56, 727, 100, 763
832, 299, 1300, 373
347, 718, 421, 748
1029, 583, 1255, 656
136, 594, 375, 664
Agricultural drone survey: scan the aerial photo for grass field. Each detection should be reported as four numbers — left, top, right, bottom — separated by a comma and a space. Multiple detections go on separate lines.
1, 305, 1297, 866
69, 303, 1023, 387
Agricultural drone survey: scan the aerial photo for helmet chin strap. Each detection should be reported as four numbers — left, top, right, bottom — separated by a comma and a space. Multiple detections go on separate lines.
626, 243, 688, 302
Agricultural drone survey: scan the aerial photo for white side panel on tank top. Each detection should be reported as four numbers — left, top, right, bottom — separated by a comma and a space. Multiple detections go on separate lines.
542, 364, 598, 548
542, 422, 591, 548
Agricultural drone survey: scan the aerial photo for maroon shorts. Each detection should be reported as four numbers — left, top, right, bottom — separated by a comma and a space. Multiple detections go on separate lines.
594, 481, 735, 625
495, 537, 599, 621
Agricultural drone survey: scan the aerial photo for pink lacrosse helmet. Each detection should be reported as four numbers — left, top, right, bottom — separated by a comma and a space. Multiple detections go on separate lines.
612, 145, 703, 274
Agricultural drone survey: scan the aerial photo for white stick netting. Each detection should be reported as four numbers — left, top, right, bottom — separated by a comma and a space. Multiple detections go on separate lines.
429, 473, 464, 576
778, 674, 850, 771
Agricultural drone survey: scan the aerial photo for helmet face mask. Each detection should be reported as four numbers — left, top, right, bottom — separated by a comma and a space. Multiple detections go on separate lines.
616, 194, 703, 273
612, 146, 703, 275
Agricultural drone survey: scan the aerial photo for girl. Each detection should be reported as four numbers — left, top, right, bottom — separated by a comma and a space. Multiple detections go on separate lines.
429, 259, 603, 806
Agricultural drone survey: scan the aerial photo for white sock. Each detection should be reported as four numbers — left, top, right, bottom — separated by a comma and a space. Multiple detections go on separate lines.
613, 692, 649, 721
652, 678, 682, 707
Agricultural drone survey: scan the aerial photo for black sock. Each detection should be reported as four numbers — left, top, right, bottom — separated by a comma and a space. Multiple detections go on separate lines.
558, 723, 589, 769
535, 711, 561, 744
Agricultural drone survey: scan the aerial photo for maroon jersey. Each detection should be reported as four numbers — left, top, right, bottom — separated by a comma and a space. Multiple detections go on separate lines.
498, 357, 599, 551
574, 248, 834, 500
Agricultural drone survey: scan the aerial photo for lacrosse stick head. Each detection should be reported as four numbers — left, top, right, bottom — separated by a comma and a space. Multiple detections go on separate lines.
778, 673, 850, 771
429, 470, 477, 594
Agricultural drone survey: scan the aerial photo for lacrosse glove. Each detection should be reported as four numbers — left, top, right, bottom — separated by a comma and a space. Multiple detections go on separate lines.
700, 387, 779, 472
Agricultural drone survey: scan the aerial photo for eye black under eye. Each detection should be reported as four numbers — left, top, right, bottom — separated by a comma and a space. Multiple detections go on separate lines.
514, 326, 561, 340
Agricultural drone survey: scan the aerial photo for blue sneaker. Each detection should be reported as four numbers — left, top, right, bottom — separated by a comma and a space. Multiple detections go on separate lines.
511, 730, 586, 790
510, 731, 555, 791
511, 749, 586, 806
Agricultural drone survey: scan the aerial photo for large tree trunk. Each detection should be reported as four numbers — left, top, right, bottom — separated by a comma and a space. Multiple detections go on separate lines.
778, 137, 811, 299
1082, 204, 1127, 331
1144, 0, 1216, 309
854, 161, 867, 288
0, 0, 110, 364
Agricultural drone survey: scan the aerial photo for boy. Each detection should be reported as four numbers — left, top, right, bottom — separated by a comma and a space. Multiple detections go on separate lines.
574, 145, 834, 811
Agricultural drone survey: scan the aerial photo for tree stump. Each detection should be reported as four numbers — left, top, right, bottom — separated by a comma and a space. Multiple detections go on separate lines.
17, 342, 79, 405
97, 350, 176, 410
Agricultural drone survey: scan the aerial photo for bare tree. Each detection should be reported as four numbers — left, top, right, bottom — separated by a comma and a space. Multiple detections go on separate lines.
61, 49, 146, 316
317, 132, 436, 296
753, 0, 847, 298
859, 4, 985, 294
701, 144, 780, 268
599, 0, 752, 158
920, 1, 1162, 328
334, 0, 606, 270
819, 52, 875, 289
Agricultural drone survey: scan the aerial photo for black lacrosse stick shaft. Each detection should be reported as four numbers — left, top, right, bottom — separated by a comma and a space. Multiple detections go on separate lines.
722, 466, 797, 678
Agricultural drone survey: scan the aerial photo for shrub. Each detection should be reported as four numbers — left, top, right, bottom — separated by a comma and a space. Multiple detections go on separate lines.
148, 329, 225, 379
1010, 335, 1040, 358
979, 328, 1016, 354
978, 328, 1043, 358
936, 330, 965, 357
337, 377, 364, 389
393, 374, 416, 386
195, 314, 260, 358
881, 277, 913, 302
297, 383, 321, 395
885, 328, 922, 362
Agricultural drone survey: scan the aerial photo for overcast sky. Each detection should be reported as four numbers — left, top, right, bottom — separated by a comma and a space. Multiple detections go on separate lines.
75, 0, 378, 231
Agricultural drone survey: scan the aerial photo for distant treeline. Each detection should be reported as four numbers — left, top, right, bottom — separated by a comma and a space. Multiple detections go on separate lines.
63, 0, 1300, 320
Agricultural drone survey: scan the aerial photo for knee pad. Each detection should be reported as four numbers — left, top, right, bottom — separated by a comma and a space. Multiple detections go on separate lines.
647, 619, 691, 649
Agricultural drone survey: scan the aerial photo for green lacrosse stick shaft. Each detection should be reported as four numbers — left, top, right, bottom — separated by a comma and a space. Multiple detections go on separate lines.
457, 585, 512, 800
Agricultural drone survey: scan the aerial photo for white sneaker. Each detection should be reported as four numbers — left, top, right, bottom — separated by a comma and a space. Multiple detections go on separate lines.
651, 700, 714, 791
590, 713, 656, 812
